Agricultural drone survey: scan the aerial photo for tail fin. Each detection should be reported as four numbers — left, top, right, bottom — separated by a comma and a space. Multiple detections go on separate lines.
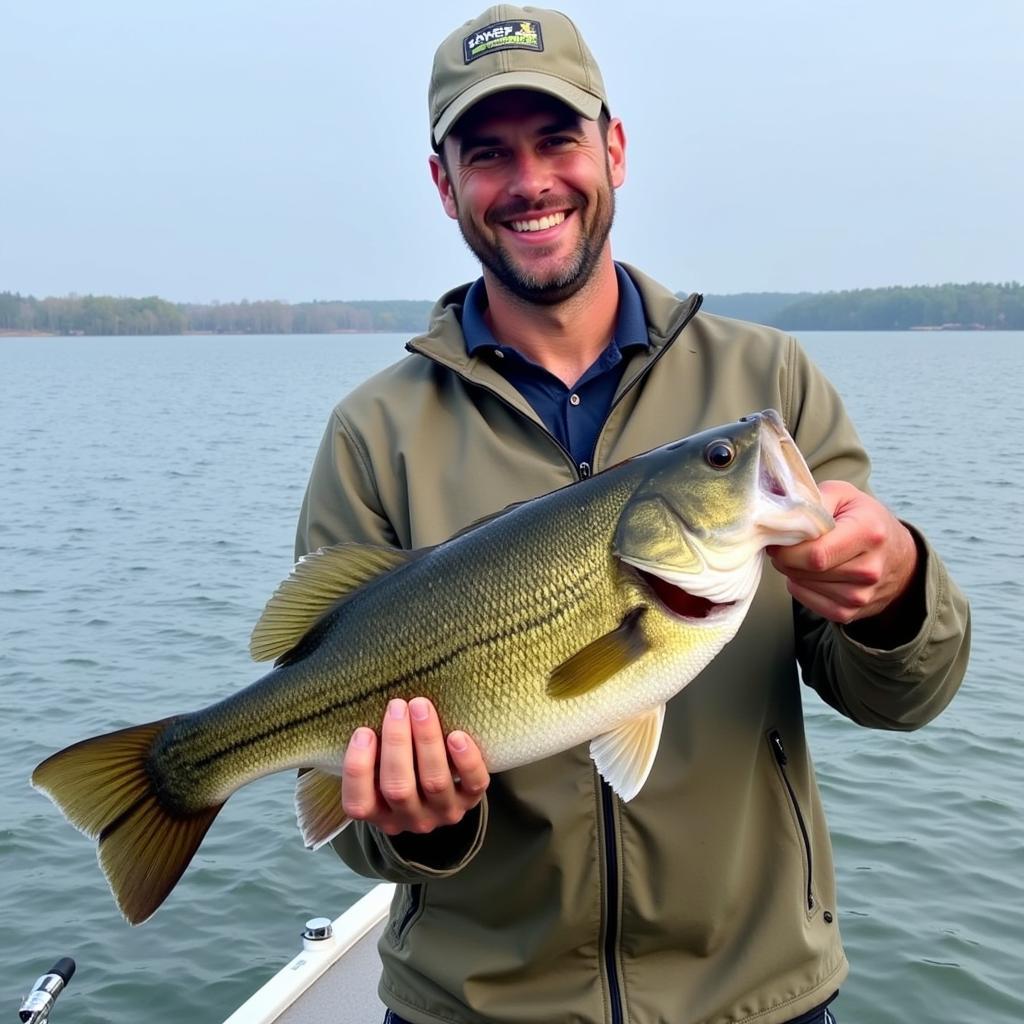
32, 719, 224, 925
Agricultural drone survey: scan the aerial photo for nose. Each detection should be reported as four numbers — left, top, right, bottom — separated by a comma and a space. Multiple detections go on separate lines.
507, 149, 552, 202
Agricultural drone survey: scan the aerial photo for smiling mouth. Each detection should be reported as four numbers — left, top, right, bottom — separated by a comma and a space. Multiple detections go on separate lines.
637, 568, 732, 620
504, 210, 569, 233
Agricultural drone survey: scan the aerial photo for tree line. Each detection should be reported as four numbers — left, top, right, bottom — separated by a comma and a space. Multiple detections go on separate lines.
2, 283, 1022, 336
0, 293, 434, 336
702, 282, 1024, 330
0, 293, 187, 335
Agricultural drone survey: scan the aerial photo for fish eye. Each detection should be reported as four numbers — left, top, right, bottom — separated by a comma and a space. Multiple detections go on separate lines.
704, 440, 735, 469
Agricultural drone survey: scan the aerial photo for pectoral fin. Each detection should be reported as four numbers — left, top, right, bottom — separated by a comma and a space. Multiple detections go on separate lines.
590, 704, 666, 802
295, 767, 351, 850
546, 608, 649, 699
251, 543, 417, 663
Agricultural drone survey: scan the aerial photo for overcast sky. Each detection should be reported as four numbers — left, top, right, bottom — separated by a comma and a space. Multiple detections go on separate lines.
2, 0, 1020, 302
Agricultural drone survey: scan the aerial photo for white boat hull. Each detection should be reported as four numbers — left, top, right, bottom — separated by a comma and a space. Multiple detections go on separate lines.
222, 883, 394, 1024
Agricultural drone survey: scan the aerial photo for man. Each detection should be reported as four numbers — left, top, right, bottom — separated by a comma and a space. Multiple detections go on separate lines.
295, 7, 969, 1023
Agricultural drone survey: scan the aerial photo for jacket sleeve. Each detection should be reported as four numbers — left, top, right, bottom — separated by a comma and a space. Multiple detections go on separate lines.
295, 408, 489, 882
782, 337, 971, 729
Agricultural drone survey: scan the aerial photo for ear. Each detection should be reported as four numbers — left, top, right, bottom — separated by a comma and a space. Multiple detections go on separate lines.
429, 153, 459, 220
606, 117, 627, 189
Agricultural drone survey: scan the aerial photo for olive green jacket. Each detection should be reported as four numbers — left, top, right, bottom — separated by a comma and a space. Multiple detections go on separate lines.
295, 266, 970, 1024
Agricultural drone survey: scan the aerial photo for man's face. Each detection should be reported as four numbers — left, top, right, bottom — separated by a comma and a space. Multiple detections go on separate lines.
430, 90, 626, 305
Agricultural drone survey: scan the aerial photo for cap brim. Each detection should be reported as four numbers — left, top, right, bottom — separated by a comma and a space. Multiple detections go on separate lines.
432, 71, 604, 146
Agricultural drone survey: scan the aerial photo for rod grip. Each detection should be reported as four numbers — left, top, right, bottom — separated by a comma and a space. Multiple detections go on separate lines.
50, 958, 76, 983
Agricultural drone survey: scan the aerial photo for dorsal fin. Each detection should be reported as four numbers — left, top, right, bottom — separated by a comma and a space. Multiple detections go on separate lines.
250, 543, 416, 662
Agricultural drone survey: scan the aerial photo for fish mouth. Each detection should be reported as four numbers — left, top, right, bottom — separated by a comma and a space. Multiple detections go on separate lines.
636, 567, 736, 622
754, 411, 835, 541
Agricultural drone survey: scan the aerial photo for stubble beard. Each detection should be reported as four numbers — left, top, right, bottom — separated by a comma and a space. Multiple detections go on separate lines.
455, 181, 616, 307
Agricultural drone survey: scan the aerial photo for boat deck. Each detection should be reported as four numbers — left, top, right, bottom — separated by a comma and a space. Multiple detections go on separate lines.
223, 884, 392, 1024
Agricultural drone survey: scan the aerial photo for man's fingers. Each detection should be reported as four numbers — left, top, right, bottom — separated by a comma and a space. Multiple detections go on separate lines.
784, 577, 880, 624
409, 697, 457, 804
342, 727, 382, 821
447, 731, 490, 800
378, 699, 419, 809
770, 519, 873, 576
341, 699, 489, 836
779, 557, 883, 588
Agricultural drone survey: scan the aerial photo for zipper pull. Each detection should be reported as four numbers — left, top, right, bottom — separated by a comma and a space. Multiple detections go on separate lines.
769, 730, 788, 766
578, 461, 592, 478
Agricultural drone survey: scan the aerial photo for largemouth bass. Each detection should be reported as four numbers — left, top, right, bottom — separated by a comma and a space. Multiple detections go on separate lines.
32, 410, 832, 924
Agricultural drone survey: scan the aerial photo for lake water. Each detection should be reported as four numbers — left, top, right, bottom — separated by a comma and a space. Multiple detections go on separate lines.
1, 331, 1021, 1024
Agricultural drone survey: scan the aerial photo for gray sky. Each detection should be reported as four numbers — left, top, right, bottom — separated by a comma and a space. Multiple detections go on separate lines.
2, 0, 1021, 302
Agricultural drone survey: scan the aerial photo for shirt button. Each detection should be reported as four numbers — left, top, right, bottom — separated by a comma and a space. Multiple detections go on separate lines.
569, 393, 581, 406
493, 350, 505, 359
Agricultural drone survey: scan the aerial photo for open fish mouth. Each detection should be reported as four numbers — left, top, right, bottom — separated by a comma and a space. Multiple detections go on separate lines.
624, 412, 833, 619
637, 568, 736, 622
755, 411, 835, 541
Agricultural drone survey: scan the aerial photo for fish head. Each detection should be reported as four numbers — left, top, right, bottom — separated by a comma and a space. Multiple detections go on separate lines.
614, 410, 834, 614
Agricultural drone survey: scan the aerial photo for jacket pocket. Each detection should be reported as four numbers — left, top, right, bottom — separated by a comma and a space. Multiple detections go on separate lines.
767, 729, 815, 913
391, 883, 425, 945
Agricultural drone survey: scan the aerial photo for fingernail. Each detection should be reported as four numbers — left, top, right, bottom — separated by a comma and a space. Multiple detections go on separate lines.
352, 728, 372, 748
389, 699, 406, 720
448, 731, 467, 753
410, 698, 429, 722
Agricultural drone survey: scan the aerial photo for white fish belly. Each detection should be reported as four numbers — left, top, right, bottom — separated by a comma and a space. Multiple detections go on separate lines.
478, 613, 740, 773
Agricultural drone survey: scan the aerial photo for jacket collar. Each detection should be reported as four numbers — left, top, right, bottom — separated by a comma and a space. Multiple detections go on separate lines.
405, 264, 702, 416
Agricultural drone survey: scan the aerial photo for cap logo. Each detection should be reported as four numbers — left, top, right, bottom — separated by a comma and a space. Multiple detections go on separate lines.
462, 19, 544, 63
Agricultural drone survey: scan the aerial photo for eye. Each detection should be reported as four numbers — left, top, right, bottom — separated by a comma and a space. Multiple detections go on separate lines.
704, 440, 735, 469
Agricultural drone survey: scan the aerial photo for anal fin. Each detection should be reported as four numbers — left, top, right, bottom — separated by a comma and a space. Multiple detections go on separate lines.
590, 703, 666, 802
296, 767, 351, 850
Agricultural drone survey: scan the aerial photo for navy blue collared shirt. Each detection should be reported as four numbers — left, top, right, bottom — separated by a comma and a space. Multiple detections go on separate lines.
461, 264, 649, 476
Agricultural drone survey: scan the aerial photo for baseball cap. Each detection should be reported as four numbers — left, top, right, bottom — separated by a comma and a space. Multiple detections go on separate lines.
429, 5, 609, 147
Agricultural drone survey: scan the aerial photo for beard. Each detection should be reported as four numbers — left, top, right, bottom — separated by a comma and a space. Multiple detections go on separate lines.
454, 180, 616, 306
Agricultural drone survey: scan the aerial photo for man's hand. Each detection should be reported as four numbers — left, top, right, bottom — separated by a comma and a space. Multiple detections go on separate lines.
767, 480, 919, 629
342, 697, 490, 837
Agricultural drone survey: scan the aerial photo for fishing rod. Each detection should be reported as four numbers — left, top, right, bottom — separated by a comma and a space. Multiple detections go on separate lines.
18, 958, 75, 1024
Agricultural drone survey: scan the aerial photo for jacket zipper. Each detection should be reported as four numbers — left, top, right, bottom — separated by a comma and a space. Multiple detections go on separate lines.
395, 883, 422, 940
603, 293, 703, 423
768, 730, 815, 911
599, 779, 625, 1024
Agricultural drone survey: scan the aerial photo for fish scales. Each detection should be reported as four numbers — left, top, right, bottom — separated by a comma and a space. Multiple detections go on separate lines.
152, 468, 643, 809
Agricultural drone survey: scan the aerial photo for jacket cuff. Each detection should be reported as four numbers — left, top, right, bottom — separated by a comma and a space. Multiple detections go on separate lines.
830, 523, 969, 729
836, 523, 941, 659
372, 798, 489, 880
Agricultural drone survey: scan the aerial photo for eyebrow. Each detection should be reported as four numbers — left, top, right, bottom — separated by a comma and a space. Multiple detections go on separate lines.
456, 114, 584, 160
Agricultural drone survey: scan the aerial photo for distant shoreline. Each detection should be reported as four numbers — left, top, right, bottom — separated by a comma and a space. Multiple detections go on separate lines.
0, 327, 408, 338
4, 281, 1022, 334
1, 324, 1012, 339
